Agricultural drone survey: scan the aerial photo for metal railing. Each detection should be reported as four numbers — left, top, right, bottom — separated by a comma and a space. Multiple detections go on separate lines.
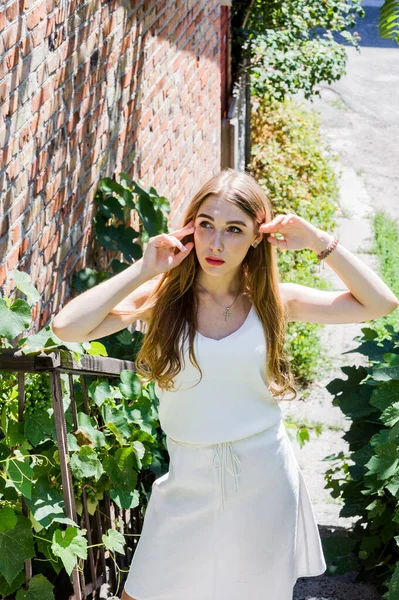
0, 349, 151, 599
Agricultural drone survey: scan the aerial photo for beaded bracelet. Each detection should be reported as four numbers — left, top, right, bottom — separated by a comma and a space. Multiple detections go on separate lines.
317, 236, 339, 271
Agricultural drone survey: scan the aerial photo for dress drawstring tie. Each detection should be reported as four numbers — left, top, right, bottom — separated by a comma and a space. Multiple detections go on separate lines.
212, 442, 242, 511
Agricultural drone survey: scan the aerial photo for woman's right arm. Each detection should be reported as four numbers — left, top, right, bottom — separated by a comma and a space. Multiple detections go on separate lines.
52, 258, 155, 342
52, 221, 196, 343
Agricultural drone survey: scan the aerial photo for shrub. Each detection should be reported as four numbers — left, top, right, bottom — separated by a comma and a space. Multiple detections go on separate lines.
231, 0, 364, 100
249, 95, 339, 383
323, 325, 399, 598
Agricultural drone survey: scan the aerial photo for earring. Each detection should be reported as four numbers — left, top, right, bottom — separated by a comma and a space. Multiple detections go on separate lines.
253, 241, 259, 248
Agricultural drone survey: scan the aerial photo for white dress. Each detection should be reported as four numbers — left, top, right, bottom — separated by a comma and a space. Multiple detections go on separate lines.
124, 304, 327, 600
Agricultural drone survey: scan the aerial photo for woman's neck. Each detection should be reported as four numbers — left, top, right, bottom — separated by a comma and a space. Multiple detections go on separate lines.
195, 271, 242, 301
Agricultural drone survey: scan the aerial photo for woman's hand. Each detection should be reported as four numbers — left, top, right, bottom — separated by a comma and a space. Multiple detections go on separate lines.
141, 221, 195, 277
259, 213, 330, 251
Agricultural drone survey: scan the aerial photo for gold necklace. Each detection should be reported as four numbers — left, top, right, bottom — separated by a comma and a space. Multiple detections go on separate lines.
196, 282, 241, 322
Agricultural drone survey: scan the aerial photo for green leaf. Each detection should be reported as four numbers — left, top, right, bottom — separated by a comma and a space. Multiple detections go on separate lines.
16, 574, 54, 600
88, 380, 115, 407
0, 570, 25, 597
6, 453, 35, 499
86, 341, 108, 357
380, 402, 399, 427
382, 352, 399, 366
101, 403, 137, 440
371, 364, 399, 382
385, 561, 399, 598
67, 432, 80, 451
70, 447, 104, 481
98, 177, 135, 209
0, 507, 18, 532
386, 473, 399, 497
370, 381, 399, 412
119, 370, 143, 399
19, 325, 80, 354
110, 260, 131, 274
2, 418, 25, 445
136, 192, 165, 237
0, 515, 35, 585
11, 270, 41, 304
105, 422, 125, 446
103, 448, 138, 489
321, 535, 356, 562
77, 413, 106, 448
109, 487, 140, 510
51, 527, 87, 576
102, 529, 126, 555
94, 220, 141, 262
98, 195, 126, 221
332, 391, 378, 420
0, 298, 32, 339
365, 443, 399, 480
24, 478, 75, 528
72, 268, 110, 293
360, 327, 379, 340
25, 408, 53, 446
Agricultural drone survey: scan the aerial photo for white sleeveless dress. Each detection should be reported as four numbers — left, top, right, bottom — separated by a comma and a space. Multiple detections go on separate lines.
124, 304, 327, 600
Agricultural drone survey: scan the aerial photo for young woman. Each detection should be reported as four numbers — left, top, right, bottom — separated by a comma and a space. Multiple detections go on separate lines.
53, 169, 399, 600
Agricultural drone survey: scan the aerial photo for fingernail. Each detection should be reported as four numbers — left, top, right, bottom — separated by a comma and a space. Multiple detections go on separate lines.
182, 245, 188, 252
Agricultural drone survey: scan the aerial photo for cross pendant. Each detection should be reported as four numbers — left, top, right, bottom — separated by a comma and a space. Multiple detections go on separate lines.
224, 307, 230, 322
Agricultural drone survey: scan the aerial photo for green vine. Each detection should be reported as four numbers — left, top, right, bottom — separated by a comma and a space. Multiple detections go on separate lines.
0, 176, 171, 599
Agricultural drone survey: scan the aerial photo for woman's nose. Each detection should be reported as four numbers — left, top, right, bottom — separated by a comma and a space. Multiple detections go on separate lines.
210, 232, 223, 252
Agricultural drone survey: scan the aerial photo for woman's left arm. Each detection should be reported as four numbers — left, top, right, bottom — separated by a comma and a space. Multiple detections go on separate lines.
261, 213, 399, 324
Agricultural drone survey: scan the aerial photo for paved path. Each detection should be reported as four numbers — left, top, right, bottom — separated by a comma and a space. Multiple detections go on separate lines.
279, 1, 399, 597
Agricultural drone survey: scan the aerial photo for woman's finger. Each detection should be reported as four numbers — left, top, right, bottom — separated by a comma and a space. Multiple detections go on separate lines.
259, 215, 286, 232
156, 234, 188, 253
267, 234, 287, 248
169, 221, 196, 239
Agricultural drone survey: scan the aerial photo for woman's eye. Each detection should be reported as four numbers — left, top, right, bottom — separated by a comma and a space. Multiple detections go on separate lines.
198, 222, 242, 234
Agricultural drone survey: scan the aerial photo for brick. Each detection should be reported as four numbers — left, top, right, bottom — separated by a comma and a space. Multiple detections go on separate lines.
26, 2, 47, 30
0, 11, 6, 33
11, 222, 21, 245
7, 245, 21, 271
3, 21, 19, 51
0, 0, 223, 302
6, 1, 19, 22
6, 46, 19, 70
0, 263, 7, 286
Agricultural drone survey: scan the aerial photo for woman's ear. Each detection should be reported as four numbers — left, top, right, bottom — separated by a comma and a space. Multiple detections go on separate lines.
252, 235, 263, 248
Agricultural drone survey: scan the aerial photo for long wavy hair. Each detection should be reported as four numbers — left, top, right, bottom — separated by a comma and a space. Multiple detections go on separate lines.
113, 168, 298, 401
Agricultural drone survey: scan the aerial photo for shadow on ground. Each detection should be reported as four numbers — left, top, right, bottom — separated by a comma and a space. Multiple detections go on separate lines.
294, 526, 382, 600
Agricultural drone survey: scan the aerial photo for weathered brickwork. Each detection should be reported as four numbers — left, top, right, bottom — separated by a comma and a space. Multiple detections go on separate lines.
0, 0, 226, 329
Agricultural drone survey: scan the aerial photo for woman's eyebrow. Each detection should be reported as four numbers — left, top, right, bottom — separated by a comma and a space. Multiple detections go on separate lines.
197, 213, 247, 227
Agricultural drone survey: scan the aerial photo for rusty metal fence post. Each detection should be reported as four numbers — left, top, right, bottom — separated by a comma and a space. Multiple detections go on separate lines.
0, 349, 149, 600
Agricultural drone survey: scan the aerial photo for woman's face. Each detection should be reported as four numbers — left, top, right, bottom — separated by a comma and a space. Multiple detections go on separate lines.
193, 195, 260, 276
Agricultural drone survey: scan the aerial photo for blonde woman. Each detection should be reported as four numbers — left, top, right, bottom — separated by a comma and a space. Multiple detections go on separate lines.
53, 169, 399, 600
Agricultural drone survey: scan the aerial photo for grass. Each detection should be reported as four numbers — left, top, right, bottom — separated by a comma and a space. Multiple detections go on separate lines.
368, 209, 399, 336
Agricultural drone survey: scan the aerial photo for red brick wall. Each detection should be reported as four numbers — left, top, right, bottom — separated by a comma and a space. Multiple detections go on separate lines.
0, 0, 223, 330
220, 5, 231, 120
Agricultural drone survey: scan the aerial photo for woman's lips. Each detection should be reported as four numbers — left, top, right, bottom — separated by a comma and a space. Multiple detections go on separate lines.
205, 258, 225, 266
